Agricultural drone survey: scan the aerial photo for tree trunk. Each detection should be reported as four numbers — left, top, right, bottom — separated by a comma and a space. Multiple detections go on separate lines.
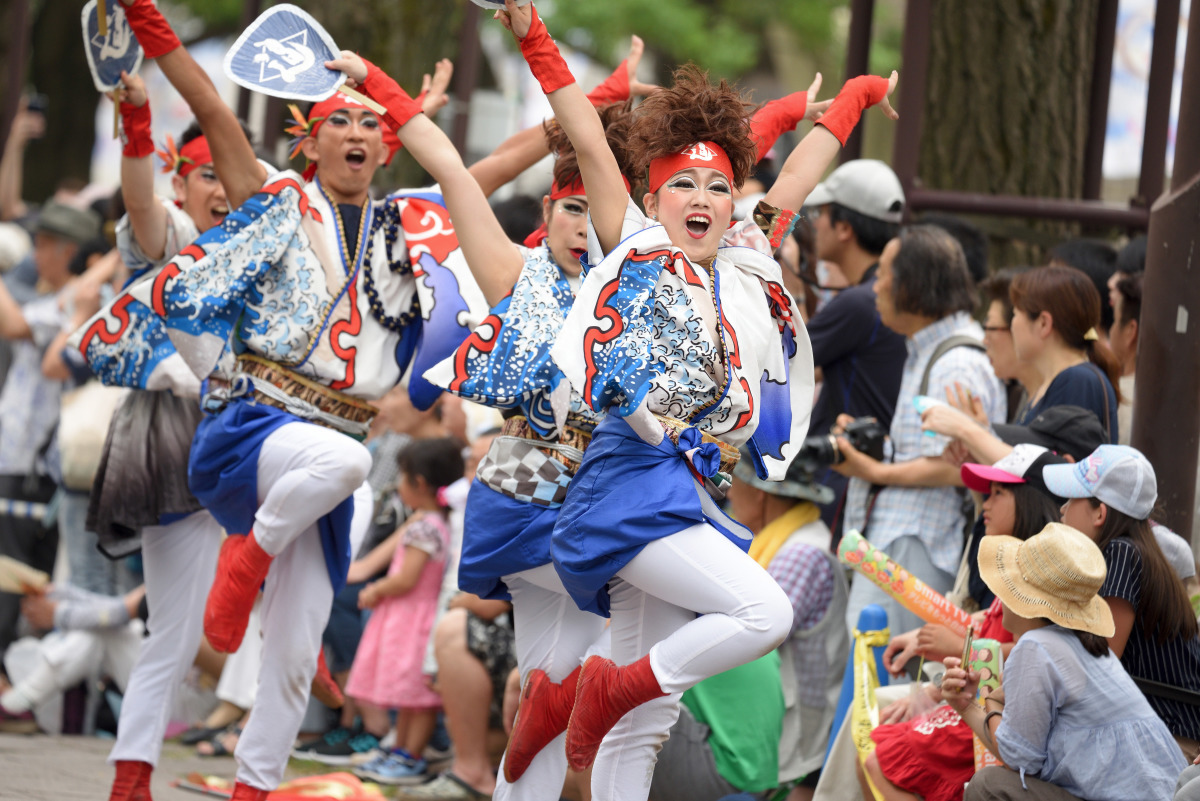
919, 0, 1099, 265
24, 0, 102, 203
296, 0, 466, 189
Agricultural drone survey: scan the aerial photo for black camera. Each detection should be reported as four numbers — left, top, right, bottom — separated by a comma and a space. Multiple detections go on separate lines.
26, 93, 49, 115
794, 417, 887, 473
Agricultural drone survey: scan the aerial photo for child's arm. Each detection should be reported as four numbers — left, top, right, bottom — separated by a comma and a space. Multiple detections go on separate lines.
449, 592, 512, 621
497, 1, 627, 255
763, 72, 898, 214
346, 528, 403, 585
358, 545, 430, 609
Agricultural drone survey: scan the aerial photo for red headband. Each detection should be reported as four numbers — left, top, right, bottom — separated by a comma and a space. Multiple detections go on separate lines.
549, 174, 631, 201
286, 93, 400, 181
157, 134, 212, 177
647, 141, 733, 194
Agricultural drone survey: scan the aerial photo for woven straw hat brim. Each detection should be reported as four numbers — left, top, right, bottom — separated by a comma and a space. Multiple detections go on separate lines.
978, 534, 1115, 638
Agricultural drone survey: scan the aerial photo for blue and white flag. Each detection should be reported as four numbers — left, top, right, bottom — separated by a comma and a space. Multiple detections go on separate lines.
81, 0, 144, 92
223, 4, 345, 102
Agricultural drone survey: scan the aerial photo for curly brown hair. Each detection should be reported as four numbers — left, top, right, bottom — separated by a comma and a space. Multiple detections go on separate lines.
544, 100, 636, 194
626, 64, 758, 190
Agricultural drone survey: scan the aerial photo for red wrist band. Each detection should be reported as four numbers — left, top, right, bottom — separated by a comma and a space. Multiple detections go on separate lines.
519, 6, 575, 96
360, 59, 423, 131
815, 75, 889, 146
121, 0, 182, 59
750, 91, 808, 161
120, 101, 154, 159
586, 59, 629, 107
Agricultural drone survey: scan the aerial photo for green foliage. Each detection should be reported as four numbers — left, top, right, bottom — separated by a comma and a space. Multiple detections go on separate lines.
169, 0, 243, 35
542, 0, 848, 79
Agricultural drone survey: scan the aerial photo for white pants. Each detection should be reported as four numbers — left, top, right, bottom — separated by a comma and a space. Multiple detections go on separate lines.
3, 624, 143, 733
494, 563, 609, 801
592, 523, 793, 801
234, 422, 371, 790
110, 510, 223, 766
216, 599, 263, 711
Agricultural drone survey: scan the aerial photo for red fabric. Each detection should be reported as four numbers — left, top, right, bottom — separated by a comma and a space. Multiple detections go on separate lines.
108, 760, 152, 801
815, 74, 889, 146
359, 58, 423, 133
979, 597, 1014, 643
203, 533, 274, 653
565, 655, 667, 771
119, 102, 154, 159
176, 136, 211, 177
503, 666, 581, 782
121, 0, 181, 59
229, 783, 270, 801
550, 176, 586, 200
519, 5, 575, 96
871, 705, 976, 801
311, 650, 345, 709
647, 141, 734, 194
586, 59, 630, 106
750, 91, 808, 161
523, 223, 549, 248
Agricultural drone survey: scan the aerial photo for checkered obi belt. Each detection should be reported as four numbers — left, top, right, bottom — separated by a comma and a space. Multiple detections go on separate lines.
204, 354, 378, 441
475, 415, 594, 508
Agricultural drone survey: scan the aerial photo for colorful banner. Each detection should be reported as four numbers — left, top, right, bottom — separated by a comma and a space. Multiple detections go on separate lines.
838, 529, 972, 637
850, 626, 891, 801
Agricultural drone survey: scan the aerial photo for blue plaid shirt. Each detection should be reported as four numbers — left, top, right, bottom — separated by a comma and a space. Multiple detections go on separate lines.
843, 313, 1004, 576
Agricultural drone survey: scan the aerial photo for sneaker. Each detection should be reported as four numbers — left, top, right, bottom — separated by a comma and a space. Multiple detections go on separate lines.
349, 745, 387, 767
291, 725, 354, 759
355, 753, 429, 785
300, 731, 381, 766
422, 740, 454, 770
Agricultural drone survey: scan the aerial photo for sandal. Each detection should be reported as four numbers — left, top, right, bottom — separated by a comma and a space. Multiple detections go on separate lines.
178, 724, 228, 745
396, 771, 492, 800
196, 726, 242, 758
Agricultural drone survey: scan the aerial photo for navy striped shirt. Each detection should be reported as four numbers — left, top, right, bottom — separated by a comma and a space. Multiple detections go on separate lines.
1100, 537, 1200, 739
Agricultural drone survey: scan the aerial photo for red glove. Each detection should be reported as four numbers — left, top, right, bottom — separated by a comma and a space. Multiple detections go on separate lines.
359, 58, 424, 133
519, 6, 575, 96
585, 60, 629, 107
750, 91, 808, 162
120, 0, 182, 59
119, 101, 154, 159
815, 75, 889, 146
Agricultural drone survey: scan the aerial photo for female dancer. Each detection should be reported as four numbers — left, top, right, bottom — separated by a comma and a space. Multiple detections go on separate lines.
494, 2, 897, 798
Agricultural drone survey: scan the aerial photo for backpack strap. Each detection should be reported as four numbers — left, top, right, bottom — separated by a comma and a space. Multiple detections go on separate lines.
919, 335, 986, 397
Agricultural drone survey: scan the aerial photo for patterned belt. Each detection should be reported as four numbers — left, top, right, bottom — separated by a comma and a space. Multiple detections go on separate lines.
656, 414, 740, 477
206, 354, 377, 440
501, 415, 593, 473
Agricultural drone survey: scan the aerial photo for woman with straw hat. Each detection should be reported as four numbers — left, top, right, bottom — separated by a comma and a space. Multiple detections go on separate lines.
942, 522, 1184, 800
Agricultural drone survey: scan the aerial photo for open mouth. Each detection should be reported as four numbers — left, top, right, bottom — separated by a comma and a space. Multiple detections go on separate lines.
346, 149, 367, 168
685, 214, 711, 239
569, 247, 587, 262
212, 205, 229, 225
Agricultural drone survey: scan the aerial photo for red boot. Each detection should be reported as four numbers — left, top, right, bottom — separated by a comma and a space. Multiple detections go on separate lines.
503, 665, 581, 782
564, 655, 667, 772
204, 533, 273, 653
109, 760, 153, 801
310, 649, 344, 709
229, 782, 270, 801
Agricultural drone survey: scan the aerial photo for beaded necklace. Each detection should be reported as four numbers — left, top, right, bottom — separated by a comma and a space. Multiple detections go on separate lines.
360, 205, 420, 333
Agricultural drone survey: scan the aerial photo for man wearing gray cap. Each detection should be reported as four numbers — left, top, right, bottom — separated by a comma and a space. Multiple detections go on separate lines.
0, 200, 102, 656
803, 159, 908, 535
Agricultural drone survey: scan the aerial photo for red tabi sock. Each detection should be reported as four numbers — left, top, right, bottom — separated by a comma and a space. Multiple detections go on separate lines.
564, 654, 667, 772
109, 760, 153, 801
203, 533, 273, 653
503, 665, 581, 782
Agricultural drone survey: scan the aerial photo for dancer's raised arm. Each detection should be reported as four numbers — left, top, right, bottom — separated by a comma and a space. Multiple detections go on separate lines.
764, 71, 898, 214
119, 0, 266, 208
330, 53, 523, 306
496, 0, 627, 255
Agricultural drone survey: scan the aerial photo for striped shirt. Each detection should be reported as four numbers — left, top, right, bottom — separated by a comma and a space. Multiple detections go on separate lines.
1100, 536, 1200, 740
843, 313, 1006, 575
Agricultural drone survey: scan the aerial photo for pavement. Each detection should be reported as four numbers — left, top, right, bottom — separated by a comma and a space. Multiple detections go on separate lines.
0, 733, 328, 801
